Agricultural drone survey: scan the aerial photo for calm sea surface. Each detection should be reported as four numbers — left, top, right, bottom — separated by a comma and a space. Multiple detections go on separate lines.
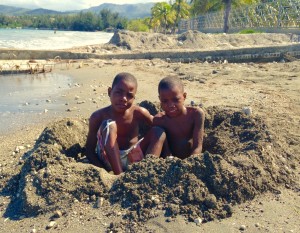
0, 28, 113, 50
0, 73, 73, 134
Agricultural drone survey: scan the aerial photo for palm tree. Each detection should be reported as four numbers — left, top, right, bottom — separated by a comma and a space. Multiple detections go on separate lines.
151, 2, 175, 33
172, 0, 191, 32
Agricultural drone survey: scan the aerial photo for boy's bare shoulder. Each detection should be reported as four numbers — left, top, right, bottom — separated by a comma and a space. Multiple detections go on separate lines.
187, 106, 205, 116
132, 105, 151, 116
89, 106, 110, 122
153, 112, 167, 125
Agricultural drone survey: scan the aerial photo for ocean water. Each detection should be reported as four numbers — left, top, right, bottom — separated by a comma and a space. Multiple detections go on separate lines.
0, 28, 113, 50
0, 72, 73, 134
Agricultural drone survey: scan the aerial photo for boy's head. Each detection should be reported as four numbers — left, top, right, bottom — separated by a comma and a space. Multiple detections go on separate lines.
108, 72, 138, 112
112, 72, 137, 89
158, 76, 187, 118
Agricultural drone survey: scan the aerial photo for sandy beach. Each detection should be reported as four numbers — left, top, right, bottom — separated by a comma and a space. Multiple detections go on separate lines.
0, 31, 299, 232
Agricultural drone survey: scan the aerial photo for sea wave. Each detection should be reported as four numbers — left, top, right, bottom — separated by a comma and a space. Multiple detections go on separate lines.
0, 29, 113, 50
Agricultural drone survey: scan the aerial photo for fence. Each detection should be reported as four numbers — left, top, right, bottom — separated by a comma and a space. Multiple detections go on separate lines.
179, 0, 300, 33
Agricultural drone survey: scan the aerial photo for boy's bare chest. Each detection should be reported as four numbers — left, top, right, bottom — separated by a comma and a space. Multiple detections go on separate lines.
115, 116, 138, 133
165, 118, 193, 135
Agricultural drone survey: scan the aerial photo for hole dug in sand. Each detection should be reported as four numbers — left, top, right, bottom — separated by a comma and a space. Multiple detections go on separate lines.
5, 104, 296, 229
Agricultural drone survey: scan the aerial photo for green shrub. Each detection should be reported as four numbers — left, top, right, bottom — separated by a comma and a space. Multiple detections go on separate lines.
127, 19, 149, 32
239, 29, 264, 34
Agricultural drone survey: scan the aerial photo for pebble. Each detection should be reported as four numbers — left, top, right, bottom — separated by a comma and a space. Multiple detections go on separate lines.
53, 210, 63, 218
30, 229, 37, 233
166, 217, 172, 222
194, 218, 202, 225
46, 221, 57, 229
239, 225, 246, 231
242, 106, 252, 116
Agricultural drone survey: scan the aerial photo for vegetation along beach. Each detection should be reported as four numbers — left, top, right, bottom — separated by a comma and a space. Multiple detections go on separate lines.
0, 0, 300, 232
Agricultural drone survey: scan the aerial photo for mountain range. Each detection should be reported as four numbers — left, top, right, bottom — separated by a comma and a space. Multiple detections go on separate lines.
0, 3, 155, 19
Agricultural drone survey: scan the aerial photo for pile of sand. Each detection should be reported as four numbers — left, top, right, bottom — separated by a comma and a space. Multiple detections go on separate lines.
3, 105, 297, 230
107, 30, 294, 51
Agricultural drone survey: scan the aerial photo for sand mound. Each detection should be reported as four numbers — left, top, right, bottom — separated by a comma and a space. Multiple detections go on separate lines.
108, 30, 293, 51
108, 107, 295, 227
109, 30, 177, 50
6, 105, 296, 227
12, 118, 117, 216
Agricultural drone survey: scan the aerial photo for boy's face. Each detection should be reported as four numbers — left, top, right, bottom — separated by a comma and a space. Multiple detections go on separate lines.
159, 86, 186, 118
108, 80, 137, 113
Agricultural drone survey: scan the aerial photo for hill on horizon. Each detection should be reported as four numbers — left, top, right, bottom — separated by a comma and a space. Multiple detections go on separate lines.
0, 3, 154, 19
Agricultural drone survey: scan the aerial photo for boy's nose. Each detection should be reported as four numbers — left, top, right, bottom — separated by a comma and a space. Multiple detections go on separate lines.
121, 95, 127, 101
168, 102, 175, 107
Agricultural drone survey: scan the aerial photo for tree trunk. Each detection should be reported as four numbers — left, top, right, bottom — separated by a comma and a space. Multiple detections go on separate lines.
223, 0, 231, 33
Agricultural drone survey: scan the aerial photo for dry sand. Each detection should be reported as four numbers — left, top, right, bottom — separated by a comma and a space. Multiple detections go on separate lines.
0, 31, 300, 232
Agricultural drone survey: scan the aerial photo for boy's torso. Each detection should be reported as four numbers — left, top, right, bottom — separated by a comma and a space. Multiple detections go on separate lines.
100, 105, 142, 150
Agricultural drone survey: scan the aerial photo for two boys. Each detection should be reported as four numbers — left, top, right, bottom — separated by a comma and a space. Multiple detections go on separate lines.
85, 72, 205, 174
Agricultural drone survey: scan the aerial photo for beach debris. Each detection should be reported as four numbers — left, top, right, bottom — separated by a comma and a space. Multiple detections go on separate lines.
30, 228, 37, 233
177, 41, 184, 46
96, 197, 105, 208
77, 100, 86, 104
44, 109, 48, 113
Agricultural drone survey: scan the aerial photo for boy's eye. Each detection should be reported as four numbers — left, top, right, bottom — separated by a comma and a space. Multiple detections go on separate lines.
161, 100, 168, 104
127, 93, 135, 99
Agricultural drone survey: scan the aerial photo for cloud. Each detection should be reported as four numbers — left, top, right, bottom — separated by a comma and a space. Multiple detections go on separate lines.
1, 0, 166, 11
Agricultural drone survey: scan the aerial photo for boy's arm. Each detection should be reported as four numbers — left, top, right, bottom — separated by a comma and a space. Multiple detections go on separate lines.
139, 106, 154, 126
191, 108, 205, 155
85, 113, 103, 167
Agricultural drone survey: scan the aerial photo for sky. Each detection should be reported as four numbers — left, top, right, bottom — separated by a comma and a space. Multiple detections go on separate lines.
1, 0, 167, 11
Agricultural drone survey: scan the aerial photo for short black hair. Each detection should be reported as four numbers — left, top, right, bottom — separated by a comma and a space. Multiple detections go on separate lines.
112, 72, 137, 88
158, 75, 184, 93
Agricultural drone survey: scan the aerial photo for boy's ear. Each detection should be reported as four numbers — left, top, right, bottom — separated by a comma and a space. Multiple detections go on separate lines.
108, 87, 112, 96
183, 92, 187, 99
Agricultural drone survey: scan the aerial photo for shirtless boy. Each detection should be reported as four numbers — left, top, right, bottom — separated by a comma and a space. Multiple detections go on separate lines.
85, 72, 165, 175
153, 76, 205, 159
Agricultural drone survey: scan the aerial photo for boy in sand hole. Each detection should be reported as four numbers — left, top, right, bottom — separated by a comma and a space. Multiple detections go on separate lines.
154, 76, 205, 159
86, 72, 166, 175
